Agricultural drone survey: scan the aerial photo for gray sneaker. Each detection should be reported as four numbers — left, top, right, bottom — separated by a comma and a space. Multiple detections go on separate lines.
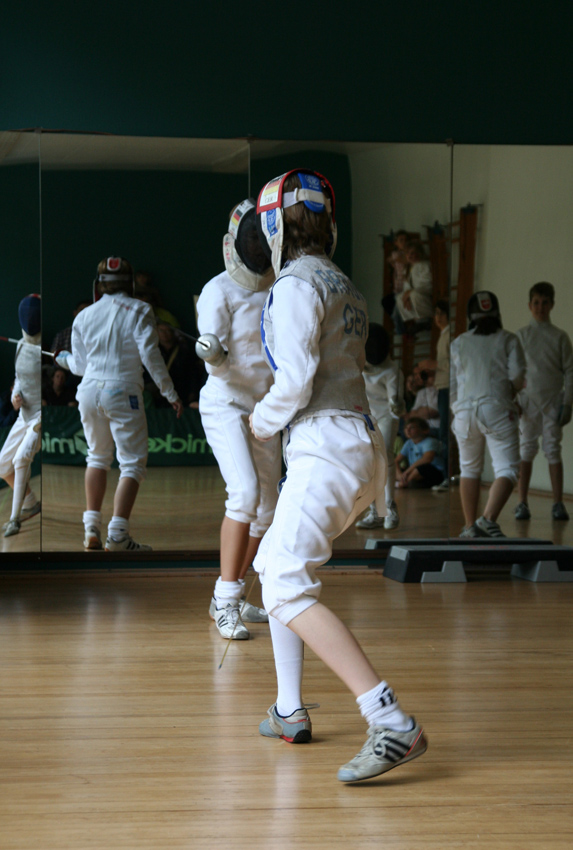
552, 502, 570, 521
3, 519, 21, 538
475, 516, 506, 538
337, 720, 427, 782
2, 502, 41, 530
209, 599, 249, 640
84, 526, 102, 550
459, 523, 486, 538
240, 597, 269, 623
514, 502, 531, 520
356, 505, 385, 529
384, 501, 400, 530
104, 535, 152, 552
259, 704, 312, 743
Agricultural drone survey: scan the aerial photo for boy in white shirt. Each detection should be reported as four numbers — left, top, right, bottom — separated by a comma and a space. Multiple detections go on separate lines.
514, 282, 573, 521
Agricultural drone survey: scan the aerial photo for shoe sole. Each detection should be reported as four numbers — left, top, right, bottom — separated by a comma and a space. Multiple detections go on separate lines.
259, 722, 312, 744
338, 729, 427, 782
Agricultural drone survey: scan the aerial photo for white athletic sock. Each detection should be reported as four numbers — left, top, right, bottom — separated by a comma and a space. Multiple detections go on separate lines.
269, 615, 304, 717
108, 516, 129, 540
214, 577, 243, 608
357, 681, 414, 731
23, 490, 37, 509
10, 467, 28, 521
83, 510, 102, 531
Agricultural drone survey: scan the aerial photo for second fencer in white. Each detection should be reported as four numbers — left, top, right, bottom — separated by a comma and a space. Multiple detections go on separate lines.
195, 200, 281, 640
0, 295, 42, 538
451, 291, 526, 538
56, 257, 183, 551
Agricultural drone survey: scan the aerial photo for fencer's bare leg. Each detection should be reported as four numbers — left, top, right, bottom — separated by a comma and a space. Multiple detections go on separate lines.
2, 471, 15, 490
113, 476, 140, 520
518, 460, 533, 503
459, 477, 481, 527
287, 603, 380, 698
220, 516, 251, 581
483, 476, 514, 522
239, 534, 262, 580
549, 462, 564, 503
85, 467, 107, 512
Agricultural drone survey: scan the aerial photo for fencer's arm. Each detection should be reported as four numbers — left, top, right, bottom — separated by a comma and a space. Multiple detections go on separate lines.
134, 308, 179, 404
251, 279, 322, 440
196, 284, 232, 377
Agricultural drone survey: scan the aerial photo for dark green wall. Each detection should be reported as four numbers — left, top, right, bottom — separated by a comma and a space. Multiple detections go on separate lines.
0, 164, 41, 390
3, 2, 572, 144
41, 169, 247, 344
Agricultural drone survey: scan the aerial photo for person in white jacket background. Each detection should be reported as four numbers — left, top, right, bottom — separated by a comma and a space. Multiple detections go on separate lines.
56, 257, 183, 551
355, 322, 404, 530
514, 282, 573, 522
393, 241, 434, 335
0, 294, 42, 538
450, 291, 526, 538
249, 169, 427, 783
195, 200, 281, 641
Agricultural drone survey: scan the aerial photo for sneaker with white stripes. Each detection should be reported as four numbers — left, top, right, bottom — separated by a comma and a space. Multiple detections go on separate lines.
475, 516, 506, 538
210, 599, 249, 640
84, 526, 102, 550
239, 597, 269, 623
337, 720, 427, 782
355, 505, 385, 529
259, 704, 312, 743
105, 535, 152, 552
384, 501, 400, 530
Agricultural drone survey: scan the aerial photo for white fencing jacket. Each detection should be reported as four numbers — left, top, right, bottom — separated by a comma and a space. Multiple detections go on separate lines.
68, 293, 178, 403
517, 318, 573, 411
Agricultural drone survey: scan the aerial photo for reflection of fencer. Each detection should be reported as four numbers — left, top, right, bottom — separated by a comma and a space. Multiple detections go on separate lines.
355, 323, 404, 529
0, 295, 42, 538
514, 282, 573, 522
250, 169, 426, 782
196, 200, 281, 640
451, 291, 526, 538
56, 258, 182, 551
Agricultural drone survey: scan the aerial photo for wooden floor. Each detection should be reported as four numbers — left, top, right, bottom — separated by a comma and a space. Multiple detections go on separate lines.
1, 570, 572, 849
2, 466, 571, 555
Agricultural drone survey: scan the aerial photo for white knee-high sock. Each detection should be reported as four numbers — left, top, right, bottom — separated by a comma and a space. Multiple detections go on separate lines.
357, 681, 413, 731
10, 466, 29, 521
269, 615, 304, 717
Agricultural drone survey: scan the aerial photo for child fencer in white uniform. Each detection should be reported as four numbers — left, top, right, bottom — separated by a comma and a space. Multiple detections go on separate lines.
355, 323, 404, 530
56, 257, 183, 551
195, 200, 281, 640
451, 291, 526, 538
0, 295, 42, 538
514, 282, 573, 522
250, 169, 427, 782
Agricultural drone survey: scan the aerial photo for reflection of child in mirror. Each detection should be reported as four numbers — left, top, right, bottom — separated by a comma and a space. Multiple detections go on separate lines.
514, 282, 573, 522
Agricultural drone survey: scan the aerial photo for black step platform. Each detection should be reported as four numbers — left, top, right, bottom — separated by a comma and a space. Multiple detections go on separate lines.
382, 541, 573, 583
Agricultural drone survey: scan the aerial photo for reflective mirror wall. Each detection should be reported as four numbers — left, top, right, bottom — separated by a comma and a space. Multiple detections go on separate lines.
449, 145, 573, 546
0, 131, 42, 553
2, 133, 569, 557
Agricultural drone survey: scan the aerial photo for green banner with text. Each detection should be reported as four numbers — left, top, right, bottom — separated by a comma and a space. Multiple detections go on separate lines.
41, 407, 217, 468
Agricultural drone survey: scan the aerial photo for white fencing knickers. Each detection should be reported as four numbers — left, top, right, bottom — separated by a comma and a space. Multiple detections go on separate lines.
452, 401, 520, 483
518, 394, 563, 464
199, 383, 281, 538
0, 412, 41, 477
254, 414, 386, 626
76, 379, 148, 483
